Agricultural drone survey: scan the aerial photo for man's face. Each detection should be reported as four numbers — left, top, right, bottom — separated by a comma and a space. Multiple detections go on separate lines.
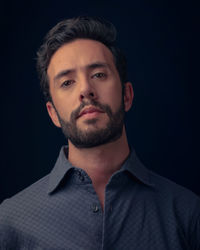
47, 39, 131, 148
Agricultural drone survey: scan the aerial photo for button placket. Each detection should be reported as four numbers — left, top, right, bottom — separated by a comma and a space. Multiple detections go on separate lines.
77, 170, 85, 182
91, 203, 100, 213
79, 174, 84, 181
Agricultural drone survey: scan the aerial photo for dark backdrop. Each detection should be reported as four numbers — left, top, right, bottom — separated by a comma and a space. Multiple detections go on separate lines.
1, 0, 199, 203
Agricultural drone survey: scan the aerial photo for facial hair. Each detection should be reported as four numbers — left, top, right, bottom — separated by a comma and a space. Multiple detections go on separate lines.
54, 99, 125, 148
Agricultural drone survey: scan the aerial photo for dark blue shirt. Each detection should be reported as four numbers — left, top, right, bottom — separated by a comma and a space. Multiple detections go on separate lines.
0, 146, 200, 250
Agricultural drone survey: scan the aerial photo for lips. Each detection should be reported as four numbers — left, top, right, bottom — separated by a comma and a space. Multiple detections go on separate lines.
77, 106, 104, 118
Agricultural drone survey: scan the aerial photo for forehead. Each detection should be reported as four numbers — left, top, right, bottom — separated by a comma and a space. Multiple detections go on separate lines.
47, 39, 116, 77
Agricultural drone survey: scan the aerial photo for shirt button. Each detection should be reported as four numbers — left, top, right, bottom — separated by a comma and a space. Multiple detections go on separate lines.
79, 175, 84, 181
77, 171, 84, 181
91, 204, 99, 213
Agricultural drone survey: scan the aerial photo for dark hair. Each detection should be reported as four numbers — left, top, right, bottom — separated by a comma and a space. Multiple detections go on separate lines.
36, 16, 127, 102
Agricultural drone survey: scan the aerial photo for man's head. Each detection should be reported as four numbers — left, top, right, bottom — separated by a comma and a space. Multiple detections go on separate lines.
36, 16, 133, 148
37, 16, 128, 103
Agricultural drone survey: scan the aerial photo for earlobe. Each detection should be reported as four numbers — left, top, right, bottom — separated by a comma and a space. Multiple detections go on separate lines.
46, 101, 61, 128
123, 82, 134, 112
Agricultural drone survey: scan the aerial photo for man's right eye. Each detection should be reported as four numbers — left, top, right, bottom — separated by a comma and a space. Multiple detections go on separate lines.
61, 80, 74, 87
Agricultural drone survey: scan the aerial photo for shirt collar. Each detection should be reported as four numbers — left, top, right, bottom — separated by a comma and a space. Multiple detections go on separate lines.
48, 146, 73, 194
120, 148, 155, 187
48, 146, 154, 194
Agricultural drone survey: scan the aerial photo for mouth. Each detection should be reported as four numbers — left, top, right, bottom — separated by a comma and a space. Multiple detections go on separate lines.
77, 106, 105, 119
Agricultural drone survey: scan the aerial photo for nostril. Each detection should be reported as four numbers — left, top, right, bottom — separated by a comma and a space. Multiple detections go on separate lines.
80, 91, 95, 101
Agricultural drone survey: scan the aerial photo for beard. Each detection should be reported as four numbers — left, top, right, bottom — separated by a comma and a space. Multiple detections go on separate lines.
54, 99, 125, 148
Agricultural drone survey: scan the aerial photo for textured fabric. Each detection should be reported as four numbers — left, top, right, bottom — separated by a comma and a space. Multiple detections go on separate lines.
0, 146, 200, 250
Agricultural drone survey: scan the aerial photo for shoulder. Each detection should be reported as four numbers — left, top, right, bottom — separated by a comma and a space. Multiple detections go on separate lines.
0, 174, 50, 226
149, 170, 200, 205
149, 170, 200, 236
0, 174, 52, 246
130, 149, 200, 213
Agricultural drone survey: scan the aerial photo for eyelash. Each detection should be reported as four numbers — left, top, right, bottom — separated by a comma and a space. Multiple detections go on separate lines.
60, 72, 107, 88
61, 80, 74, 87
92, 72, 106, 79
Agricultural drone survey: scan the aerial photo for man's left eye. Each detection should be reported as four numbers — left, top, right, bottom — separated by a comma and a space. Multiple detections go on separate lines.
93, 72, 106, 78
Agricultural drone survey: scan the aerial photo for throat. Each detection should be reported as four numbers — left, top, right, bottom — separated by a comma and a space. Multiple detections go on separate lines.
93, 182, 107, 211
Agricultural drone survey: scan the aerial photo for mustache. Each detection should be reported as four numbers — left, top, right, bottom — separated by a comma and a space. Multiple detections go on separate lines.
70, 100, 113, 121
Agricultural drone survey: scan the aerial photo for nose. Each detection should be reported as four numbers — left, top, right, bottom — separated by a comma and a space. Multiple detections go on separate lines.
79, 77, 97, 102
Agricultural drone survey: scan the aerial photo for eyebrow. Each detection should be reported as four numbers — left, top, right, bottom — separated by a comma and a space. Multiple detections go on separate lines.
53, 62, 110, 83
87, 62, 110, 70
53, 69, 75, 83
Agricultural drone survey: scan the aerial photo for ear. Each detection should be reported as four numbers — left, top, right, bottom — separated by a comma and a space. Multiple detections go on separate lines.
123, 82, 134, 112
46, 101, 61, 128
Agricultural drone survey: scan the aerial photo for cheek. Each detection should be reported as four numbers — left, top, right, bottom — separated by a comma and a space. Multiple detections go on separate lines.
52, 98, 72, 121
101, 84, 122, 107
51, 89, 78, 119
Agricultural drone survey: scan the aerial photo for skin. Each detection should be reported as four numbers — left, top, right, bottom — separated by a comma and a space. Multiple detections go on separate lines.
46, 39, 134, 209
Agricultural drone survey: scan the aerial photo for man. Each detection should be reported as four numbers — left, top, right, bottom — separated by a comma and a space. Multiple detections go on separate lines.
0, 16, 199, 250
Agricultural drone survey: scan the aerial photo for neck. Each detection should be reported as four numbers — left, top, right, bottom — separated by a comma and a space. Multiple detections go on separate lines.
68, 126, 130, 209
68, 126, 130, 178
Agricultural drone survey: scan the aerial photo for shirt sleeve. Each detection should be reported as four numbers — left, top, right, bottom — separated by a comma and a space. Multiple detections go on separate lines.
191, 212, 200, 250
0, 225, 16, 249
0, 200, 18, 248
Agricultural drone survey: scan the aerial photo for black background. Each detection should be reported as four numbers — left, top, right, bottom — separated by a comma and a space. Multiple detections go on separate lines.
1, 0, 199, 202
